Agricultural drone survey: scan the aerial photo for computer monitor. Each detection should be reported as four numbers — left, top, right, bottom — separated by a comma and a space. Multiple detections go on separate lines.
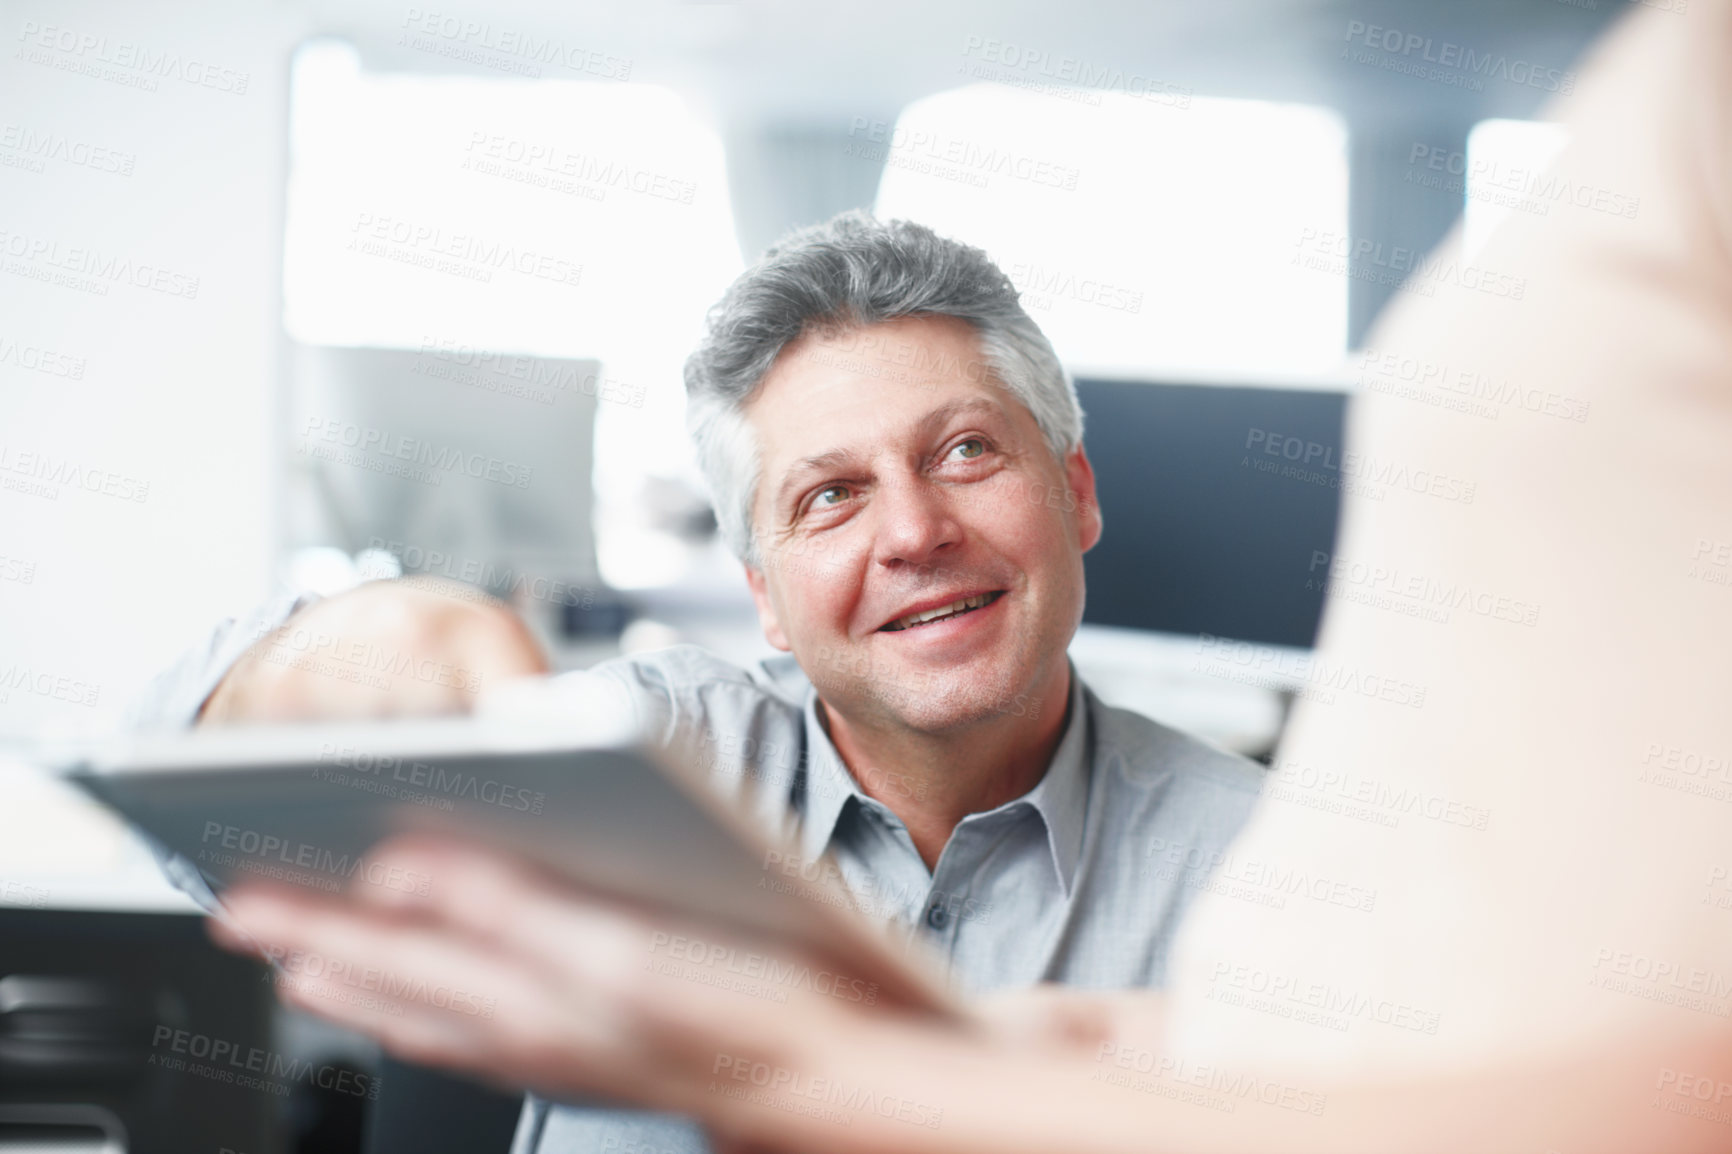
1074, 378, 1347, 649
284, 342, 602, 601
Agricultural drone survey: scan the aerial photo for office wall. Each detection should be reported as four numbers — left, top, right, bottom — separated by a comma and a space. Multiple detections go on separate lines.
0, 0, 308, 739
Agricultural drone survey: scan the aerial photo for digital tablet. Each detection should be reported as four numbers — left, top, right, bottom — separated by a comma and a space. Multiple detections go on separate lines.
52, 720, 963, 1020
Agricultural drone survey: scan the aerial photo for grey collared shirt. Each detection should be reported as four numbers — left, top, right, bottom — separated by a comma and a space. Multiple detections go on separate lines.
514, 644, 1263, 1154
130, 604, 1264, 1154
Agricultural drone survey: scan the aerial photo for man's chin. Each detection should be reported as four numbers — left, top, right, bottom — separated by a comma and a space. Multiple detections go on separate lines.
868, 666, 1034, 733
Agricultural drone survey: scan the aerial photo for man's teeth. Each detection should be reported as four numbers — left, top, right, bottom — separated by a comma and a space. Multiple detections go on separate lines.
888, 593, 995, 631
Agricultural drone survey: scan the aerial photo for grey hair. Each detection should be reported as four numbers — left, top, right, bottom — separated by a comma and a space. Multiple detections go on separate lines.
684, 211, 1083, 564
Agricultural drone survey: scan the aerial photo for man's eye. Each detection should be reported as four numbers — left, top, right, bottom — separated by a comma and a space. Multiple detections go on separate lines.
813, 484, 850, 507
949, 438, 986, 461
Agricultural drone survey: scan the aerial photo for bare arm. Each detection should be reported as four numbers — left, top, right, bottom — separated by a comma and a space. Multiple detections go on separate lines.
211, 836, 1732, 1154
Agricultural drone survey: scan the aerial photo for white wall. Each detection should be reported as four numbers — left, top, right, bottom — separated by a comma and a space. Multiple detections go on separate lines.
0, 0, 307, 739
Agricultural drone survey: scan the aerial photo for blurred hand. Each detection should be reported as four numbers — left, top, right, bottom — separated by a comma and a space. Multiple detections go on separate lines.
209, 834, 1180, 1154
210, 835, 898, 1149
198, 579, 550, 723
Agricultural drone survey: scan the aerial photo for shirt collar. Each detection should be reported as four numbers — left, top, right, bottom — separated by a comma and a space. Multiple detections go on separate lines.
793, 668, 1093, 896
794, 696, 870, 867
1019, 670, 1091, 897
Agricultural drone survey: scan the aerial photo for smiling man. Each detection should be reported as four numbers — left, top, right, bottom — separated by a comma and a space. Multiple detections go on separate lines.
145, 212, 1263, 1154
736, 309, 1099, 868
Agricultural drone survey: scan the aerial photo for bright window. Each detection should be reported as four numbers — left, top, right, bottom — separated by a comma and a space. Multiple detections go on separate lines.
872, 84, 1349, 380
1461, 118, 1570, 261
283, 41, 743, 588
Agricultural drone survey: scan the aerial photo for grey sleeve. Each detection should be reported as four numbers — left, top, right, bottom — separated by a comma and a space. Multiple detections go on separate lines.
119, 588, 315, 917
122, 588, 315, 730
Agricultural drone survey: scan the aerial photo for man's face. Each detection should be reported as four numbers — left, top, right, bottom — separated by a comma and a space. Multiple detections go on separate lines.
741, 314, 1102, 733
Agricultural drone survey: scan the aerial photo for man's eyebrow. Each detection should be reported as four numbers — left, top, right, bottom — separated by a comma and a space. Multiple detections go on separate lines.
917, 396, 1004, 431
773, 448, 856, 510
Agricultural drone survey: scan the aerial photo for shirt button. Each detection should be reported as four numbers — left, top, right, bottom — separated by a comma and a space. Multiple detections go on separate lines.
925, 902, 950, 931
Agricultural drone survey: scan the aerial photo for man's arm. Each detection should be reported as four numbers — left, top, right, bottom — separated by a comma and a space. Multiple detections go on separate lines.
196, 579, 550, 725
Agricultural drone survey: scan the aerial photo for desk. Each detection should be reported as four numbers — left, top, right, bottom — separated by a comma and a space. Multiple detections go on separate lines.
0, 757, 200, 915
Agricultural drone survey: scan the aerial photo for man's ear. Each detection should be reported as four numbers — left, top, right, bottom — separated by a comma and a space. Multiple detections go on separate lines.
1065, 445, 1103, 553
743, 565, 793, 652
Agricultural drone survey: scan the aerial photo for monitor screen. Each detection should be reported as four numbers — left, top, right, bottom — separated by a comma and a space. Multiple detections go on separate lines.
1075, 379, 1347, 649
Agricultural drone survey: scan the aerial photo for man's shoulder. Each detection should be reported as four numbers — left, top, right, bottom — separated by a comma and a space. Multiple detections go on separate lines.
586, 644, 811, 719
1085, 688, 1265, 800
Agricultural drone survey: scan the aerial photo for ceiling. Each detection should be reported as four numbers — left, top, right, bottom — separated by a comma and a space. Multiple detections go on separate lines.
298, 0, 1629, 130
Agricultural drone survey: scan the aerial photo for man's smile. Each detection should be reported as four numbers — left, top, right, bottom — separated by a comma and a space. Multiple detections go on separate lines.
878, 589, 1006, 632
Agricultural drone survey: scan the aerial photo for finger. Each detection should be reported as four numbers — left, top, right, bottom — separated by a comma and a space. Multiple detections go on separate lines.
337, 836, 894, 1076
353, 835, 659, 980
228, 880, 638, 1055
224, 886, 565, 1075
244, 890, 707, 1108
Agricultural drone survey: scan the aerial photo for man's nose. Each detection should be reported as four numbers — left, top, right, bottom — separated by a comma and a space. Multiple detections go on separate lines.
870, 477, 962, 569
